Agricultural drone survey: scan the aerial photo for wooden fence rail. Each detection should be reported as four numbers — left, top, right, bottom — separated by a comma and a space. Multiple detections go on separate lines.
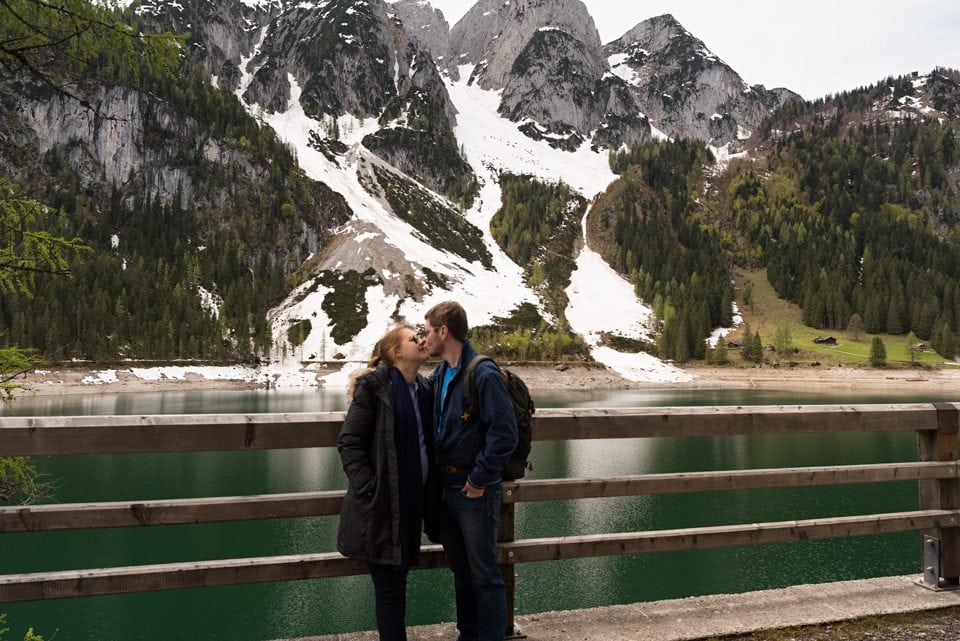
0, 404, 946, 455
1, 402, 958, 625
2, 462, 956, 533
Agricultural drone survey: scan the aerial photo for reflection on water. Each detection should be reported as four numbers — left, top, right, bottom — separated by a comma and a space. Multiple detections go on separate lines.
4, 385, 957, 417
0, 387, 956, 641
1, 388, 351, 416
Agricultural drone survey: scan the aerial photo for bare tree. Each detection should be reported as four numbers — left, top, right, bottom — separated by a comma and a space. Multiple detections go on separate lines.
847, 313, 865, 341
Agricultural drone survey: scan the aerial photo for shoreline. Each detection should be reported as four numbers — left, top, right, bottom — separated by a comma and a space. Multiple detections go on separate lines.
9, 362, 960, 397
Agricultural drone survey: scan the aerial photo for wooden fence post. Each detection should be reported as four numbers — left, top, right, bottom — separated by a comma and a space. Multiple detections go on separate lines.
499, 485, 523, 638
918, 403, 960, 588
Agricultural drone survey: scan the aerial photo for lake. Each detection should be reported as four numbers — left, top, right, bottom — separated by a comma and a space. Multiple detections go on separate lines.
1, 387, 957, 640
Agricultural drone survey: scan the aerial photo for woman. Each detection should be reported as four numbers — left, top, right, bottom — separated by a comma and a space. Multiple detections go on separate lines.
337, 323, 439, 641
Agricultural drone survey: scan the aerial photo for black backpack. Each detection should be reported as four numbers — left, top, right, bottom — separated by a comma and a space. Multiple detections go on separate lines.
462, 355, 535, 480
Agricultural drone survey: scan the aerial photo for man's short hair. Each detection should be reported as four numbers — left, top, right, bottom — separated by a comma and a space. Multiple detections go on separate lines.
425, 301, 469, 342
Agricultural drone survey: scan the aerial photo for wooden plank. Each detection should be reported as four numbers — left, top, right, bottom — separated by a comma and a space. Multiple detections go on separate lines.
0, 491, 346, 532
9, 462, 953, 532
0, 547, 448, 603
1, 403, 951, 456
4, 510, 956, 602
499, 510, 960, 564
5, 460, 951, 533
0, 413, 346, 455
531, 404, 946, 441
504, 462, 959, 504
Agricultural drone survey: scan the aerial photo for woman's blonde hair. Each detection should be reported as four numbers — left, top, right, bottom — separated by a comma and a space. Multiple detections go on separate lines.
367, 323, 414, 368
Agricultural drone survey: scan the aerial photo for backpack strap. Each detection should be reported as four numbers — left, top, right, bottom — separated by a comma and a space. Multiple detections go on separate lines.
462, 354, 494, 417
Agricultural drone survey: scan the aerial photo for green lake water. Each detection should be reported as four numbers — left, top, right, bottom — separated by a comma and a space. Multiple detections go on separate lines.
1, 387, 957, 640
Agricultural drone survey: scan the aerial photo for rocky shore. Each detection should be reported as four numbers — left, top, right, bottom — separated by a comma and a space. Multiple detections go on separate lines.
10, 361, 960, 396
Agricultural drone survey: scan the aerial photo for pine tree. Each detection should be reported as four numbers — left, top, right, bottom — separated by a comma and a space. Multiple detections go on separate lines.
739, 321, 754, 362
905, 331, 919, 364
715, 341, 729, 364
774, 324, 793, 355
932, 323, 957, 360
869, 337, 887, 367
751, 331, 763, 364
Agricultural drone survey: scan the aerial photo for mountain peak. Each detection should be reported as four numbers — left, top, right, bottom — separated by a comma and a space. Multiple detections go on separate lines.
608, 13, 717, 66
604, 13, 798, 145
386, 0, 460, 79
450, 0, 602, 90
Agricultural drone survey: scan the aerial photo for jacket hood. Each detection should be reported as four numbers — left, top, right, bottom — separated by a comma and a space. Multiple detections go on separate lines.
347, 367, 375, 402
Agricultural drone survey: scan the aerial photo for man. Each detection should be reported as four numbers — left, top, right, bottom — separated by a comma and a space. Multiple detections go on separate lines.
422, 301, 518, 641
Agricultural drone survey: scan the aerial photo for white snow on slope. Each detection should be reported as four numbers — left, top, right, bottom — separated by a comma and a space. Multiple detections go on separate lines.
82, 58, 707, 389
707, 302, 742, 347
446, 66, 617, 199
565, 213, 693, 383
253, 73, 541, 387
447, 66, 693, 383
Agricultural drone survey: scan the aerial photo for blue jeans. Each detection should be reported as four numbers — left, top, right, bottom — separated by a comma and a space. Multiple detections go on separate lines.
441, 480, 506, 641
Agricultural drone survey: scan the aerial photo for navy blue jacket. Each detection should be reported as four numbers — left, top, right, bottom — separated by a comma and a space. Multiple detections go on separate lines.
430, 340, 518, 488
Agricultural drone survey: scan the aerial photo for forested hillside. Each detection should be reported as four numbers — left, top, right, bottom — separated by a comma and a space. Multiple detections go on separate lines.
491, 174, 585, 321
591, 140, 733, 361
596, 70, 960, 361
0, 6, 350, 362
733, 70, 960, 357
486, 174, 590, 360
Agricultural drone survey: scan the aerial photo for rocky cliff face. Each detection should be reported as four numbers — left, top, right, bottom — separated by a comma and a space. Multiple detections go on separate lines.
605, 14, 800, 145
386, 0, 460, 80
132, 0, 276, 94
362, 51, 473, 197
1, 80, 350, 263
450, 0, 649, 149
241, 0, 400, 117
134, 0, 472, 197
500, 27, 649, 150
12, 86, 209, 206
450, 0, 602, 90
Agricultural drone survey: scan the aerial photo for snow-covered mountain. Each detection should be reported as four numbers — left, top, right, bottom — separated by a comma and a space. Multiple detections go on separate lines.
604, 14, 800, 146
449, 0, 650, 150
15, 0, 814, 386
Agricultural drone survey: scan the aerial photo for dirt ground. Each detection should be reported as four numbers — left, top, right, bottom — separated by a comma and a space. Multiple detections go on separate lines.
707, 606, 960, 641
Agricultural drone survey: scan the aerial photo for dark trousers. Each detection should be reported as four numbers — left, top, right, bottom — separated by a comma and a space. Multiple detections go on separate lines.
441, 480, 506, 641
369, 563, 409, 641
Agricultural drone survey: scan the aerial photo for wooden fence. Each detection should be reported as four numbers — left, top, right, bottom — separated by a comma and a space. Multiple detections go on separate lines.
1, 403, 958, 634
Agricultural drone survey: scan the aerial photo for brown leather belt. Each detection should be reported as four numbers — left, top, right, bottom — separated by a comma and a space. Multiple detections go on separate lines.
439, 465, 468, 474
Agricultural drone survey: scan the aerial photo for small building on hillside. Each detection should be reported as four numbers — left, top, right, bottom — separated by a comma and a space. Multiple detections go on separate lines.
813, 336, 837, 345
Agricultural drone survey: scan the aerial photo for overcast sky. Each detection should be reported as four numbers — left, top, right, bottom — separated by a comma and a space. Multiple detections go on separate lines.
426, 0, 960, 100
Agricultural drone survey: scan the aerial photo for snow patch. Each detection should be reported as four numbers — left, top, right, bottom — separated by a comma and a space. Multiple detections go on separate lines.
565, 214, 692, 384
198, 286, 222, 319
708, 142, 748, 172
82, 370, 119, 385
706, 303, 742, 347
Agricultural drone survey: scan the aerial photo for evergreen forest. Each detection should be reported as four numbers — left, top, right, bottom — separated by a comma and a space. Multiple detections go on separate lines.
598, 70, 960, 362
595, 140, 733, 361
0, 4, 350, 363
486, 174, 591, 360
3, 0, 960, 371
